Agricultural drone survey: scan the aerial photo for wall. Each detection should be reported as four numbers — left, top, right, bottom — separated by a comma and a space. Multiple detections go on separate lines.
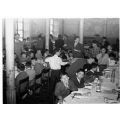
2, 18, 119, 41
63, 19, 80, 36
62, 18, 119, 44
29, 19, 46, 38
106, 18, 119, 38
84, 18, 106, 37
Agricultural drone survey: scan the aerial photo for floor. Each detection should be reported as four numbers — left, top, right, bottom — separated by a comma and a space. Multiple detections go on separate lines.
3, 76, 54, 104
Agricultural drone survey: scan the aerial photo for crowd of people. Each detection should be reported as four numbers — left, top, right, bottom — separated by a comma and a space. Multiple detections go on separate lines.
3, 33, 119, 104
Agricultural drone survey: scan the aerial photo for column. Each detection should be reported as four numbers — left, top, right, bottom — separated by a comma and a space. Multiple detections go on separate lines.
5, 19, 16, 104
45, 19, 50, 49
119, 18, 120, 87
79, 18, 84, 44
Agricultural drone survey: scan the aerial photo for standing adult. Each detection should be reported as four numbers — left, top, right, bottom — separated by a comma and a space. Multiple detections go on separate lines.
45, 49, 68, 102
36, 34, 45, 53
14, 33, 24, 59
73, 36, 84, 58
101, 37, 109, 48
91, 40, 100, 58
49, 34, 56, 54
55, 35, 64, 50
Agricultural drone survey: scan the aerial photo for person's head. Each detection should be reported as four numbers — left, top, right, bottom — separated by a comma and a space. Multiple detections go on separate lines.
50, 34, 53, 40
60, 73, 69, 84
76, 69, 84, 80
107, 45, 112, 51
69, 51, 73, 58
54, 48, 61, 56
38, 35, 42, 40
17, 63, 25, 72
58, 34, 63, 39
21, 52, 27, 58
109, 53, 116, 60
87, 57, 95, 64
74, 36, 79, 43
15, 33, 20, 40
26, 61, 32, 68
36, 49, 42, 54
44, 49, 49, 55
102, 37, 107, 42
63, 34, 68, 40
23, 38, 26, 42
91, 63, 98, 72
30, 52, 34, 58
26, 37, 30, 41
101, 47, 107, 54
92, 40, 98, 48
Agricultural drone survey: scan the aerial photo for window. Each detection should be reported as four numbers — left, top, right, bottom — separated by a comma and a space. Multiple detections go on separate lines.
50, 19, 59, 37
17, 19, 24, 41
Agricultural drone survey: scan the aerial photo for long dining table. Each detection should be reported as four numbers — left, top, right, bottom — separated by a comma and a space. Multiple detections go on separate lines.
63, 65, 119, 104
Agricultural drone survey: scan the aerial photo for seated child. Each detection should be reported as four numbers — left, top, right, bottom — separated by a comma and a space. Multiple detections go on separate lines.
84, 63, 101, 83
15, 63, 28, 93
83, 57, 95, 72
25, 61, 36, 82
108, 53, 116, 66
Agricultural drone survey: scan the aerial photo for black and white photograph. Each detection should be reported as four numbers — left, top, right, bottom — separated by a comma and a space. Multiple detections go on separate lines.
1, 1, 120, 120
2, 18, 120, 104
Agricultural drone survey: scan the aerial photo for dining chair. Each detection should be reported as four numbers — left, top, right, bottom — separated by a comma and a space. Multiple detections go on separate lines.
34, 73, 42, 94
16, 77, 29, 103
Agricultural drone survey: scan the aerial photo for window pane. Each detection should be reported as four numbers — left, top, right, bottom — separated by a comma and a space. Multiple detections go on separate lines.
18, 23, 23, 30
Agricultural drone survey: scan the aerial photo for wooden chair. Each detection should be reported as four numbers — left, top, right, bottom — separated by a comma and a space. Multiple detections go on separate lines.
29, 78, 36, 94
16, 77, 29, 103
34, 73, 42, 94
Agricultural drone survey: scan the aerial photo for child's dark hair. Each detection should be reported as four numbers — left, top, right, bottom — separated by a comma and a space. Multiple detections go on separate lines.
60, 72, 69, 78
91, 63, 98, 69
25, 61, 32, 67
109, 53, 116, 60
17, 63, 25, 71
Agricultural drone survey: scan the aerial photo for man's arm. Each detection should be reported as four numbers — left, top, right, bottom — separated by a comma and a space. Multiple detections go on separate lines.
59, 57, 69, 66
45, 57, 50, 63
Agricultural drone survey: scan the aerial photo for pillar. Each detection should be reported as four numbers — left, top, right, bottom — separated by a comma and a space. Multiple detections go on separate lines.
79, 18, 84, 44
45, 19, 50, 49
5, 19, 16, 104
119, 18, 120, 87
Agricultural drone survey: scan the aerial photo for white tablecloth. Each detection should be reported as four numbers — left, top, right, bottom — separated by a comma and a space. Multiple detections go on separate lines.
64, 77, 118, 104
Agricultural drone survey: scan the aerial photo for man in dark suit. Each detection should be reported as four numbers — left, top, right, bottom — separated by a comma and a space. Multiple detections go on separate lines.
73, 36, 84, 58
55, 35, 64, 50
36, 35, 45, 53
70, 69, 85, 88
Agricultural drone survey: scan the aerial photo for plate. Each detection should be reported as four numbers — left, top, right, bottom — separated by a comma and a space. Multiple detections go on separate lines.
84, 86, 92, 90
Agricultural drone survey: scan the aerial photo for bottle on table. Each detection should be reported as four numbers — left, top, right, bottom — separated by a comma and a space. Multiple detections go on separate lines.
96, 78, 101, 92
